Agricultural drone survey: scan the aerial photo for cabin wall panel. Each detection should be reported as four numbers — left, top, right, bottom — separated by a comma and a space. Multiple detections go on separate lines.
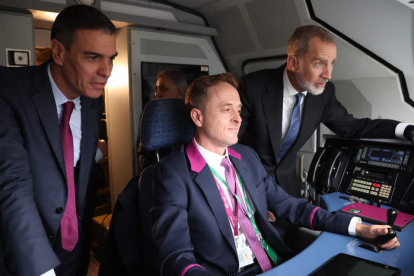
0, 9, 35, 66
244, 0, 301, 49
204, 6, 256, 55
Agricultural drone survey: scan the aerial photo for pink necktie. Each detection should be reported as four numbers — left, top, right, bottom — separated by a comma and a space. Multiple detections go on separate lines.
221, 158, 272, 272
60, 101, 78, 252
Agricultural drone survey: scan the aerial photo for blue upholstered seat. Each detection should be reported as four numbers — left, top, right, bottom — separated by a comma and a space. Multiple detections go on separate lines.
140, 98, 195, 152
99, 98, 194, 276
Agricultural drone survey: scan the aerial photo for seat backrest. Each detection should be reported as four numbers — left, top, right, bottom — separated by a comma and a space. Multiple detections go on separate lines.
139, 99, 194, 272
140, 98, 195, 151
99, 98, 194, 276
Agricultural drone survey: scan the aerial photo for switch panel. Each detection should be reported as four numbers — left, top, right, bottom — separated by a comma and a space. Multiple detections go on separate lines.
6, 48, 31, 67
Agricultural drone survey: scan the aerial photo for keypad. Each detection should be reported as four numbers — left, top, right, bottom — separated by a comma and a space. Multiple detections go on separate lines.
349, 179, 392, 199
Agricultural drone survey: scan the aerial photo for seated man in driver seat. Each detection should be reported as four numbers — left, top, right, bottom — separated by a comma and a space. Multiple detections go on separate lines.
150, 73, 400, 276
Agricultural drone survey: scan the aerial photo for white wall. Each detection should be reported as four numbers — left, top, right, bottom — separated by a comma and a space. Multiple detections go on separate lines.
311, 0, 414, 129
106, 27, 226, 206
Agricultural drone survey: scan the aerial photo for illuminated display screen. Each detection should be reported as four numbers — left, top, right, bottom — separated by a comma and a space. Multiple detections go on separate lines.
367, 148, 405, 165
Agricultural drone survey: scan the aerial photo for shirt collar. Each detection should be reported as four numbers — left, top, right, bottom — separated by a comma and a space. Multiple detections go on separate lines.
186, 137, 241, 173
47, 63, 81, 109
283, 67, 308, 98
194, 137, 229, 165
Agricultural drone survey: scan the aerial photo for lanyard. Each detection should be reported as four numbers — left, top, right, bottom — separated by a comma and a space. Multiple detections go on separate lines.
209, 165, 278, 265
212, 176, 239, 235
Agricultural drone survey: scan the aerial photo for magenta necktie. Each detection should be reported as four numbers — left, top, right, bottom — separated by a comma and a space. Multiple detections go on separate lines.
221, 158, 272, 272
60, 101, 78, 252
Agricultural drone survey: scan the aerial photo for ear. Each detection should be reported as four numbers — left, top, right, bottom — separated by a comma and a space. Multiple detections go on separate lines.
190, 108, 203, 127
176, 87, 184, 99
50, 39, 66, 66
287, 55, 300, 73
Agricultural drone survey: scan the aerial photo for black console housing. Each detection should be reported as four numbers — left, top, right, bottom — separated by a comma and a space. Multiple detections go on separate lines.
308, 136, 414, 214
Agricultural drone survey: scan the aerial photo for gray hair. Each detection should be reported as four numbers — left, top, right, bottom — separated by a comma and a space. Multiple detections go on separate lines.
287, 25, 335, 58
157, 68, 188, 96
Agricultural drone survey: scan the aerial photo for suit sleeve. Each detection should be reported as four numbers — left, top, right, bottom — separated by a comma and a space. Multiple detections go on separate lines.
150, 161, 208, 276
238, 77, 251, 138
244, 146, 353, 235
321, 84, 400, 138
0, 96, 60, 275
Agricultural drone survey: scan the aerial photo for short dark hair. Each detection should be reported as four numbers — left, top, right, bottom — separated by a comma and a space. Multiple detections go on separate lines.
185, 73, 238, 114
287, 25, 334, 58
157, 68, 188, 96
51, 5, 116, 50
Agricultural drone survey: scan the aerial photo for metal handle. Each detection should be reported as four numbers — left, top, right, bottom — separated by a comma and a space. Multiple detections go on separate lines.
299, 154, 306, 182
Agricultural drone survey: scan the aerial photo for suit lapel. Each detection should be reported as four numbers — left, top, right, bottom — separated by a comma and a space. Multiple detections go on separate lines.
192, 168, 237, 254
229, 154, 267, 221
31, 62, 66, 176
186, 140, 237, 254
262, 68, 284, 163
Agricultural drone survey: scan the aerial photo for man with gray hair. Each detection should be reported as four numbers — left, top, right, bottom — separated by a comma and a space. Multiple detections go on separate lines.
154, 68, 188, 99
238, 25, 414, 199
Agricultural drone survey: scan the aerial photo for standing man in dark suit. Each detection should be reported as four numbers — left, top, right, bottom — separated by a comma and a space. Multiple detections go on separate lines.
0, 5, 117, 276
150, 73, 400, 276
238, 25, 414, 198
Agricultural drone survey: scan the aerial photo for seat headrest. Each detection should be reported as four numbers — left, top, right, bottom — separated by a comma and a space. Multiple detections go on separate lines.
140, 98, 195, 151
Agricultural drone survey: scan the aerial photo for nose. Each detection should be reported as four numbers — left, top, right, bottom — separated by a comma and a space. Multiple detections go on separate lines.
232, 110, 242, 123
154, 88, 160, 98
321, 64, 333, 80
99, 60, 112, 79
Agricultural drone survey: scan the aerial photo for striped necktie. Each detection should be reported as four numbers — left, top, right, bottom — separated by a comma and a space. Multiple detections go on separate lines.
60, 101, 79, 252
221, 158, 272, 272
278, 93, 304, 163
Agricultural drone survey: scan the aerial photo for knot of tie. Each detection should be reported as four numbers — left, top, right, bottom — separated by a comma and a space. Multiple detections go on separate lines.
295, 92, 304, 103
220, 157, 236, 192
220, 157, 232, 171
63, 101, 75, 119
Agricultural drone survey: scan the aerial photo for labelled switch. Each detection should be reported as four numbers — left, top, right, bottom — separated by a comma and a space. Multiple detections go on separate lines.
6, 48, 31, 66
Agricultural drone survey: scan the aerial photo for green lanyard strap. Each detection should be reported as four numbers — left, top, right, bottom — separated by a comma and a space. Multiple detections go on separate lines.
209, 165, 278, 265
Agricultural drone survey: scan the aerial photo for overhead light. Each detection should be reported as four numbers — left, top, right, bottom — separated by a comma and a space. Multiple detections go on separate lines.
100, 1, 177, 22
30, 10, 59, 22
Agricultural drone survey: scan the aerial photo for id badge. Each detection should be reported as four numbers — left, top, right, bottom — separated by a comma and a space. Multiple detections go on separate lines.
237, 245, 254, 268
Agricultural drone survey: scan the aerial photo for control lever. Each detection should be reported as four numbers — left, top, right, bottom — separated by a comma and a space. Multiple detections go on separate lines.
387, 209, 397, 227
359, 209, 398, 253
378, 209, 397, 244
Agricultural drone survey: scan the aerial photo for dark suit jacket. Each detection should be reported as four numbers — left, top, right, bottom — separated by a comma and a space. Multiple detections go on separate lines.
0, 62, 102, 276
150, 139, 352, 276
99, 173, 158, 276
238, 65, 400, 197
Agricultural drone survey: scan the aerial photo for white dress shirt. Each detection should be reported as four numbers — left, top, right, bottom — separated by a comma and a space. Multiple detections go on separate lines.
194, 138, 258, 267
47, 64, 82, 167
281, 68, 307, 141
41, 65, 83, 276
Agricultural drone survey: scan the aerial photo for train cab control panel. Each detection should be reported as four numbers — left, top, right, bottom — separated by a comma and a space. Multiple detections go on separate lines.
308, 136, 414, 214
